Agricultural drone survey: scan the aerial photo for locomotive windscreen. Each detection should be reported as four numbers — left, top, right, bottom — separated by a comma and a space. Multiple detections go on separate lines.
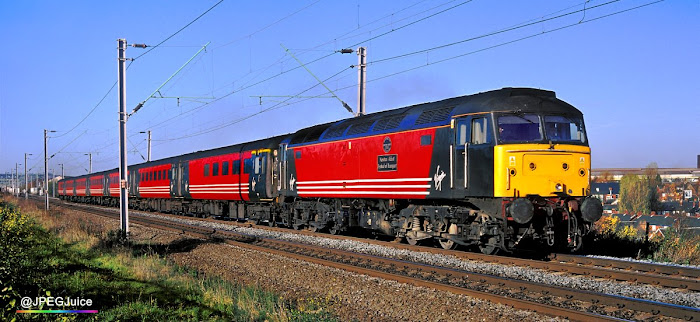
543, 115, 587, 144
497, 114, 542, 143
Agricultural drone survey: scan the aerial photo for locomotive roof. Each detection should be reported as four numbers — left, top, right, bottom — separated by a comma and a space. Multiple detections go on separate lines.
287, 87, 582, 146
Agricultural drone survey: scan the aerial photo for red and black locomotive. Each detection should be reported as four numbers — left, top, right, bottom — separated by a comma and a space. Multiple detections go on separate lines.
59, 88, 603, 254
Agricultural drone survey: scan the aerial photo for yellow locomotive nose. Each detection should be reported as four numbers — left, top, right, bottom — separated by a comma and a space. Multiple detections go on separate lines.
494, 143, 591, 198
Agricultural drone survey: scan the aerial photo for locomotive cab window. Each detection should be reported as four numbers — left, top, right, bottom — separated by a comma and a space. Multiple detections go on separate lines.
497, 114, 542, 143
471, 117, 491, 145
544, 115, 586, 144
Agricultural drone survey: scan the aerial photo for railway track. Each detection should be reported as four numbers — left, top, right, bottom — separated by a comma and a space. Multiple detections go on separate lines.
45, 198, 700, 321
72, 198, 697, 292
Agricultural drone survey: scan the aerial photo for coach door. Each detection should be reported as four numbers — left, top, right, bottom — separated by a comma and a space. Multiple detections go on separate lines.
277, 143, 287, 193
453, 115, 494, 197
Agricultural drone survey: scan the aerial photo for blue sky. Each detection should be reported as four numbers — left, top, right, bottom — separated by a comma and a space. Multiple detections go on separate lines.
1, 0, 698, 177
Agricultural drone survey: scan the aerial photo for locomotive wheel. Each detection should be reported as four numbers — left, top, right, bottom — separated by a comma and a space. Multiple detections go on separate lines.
438, 239, 457, 250
478, 236, 499, 255
307, 226, 318, 233
406, 235, 419, 246
329, 226, 340, 235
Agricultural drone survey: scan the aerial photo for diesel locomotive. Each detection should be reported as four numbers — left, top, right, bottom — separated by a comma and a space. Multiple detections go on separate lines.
58, 88, 603, 254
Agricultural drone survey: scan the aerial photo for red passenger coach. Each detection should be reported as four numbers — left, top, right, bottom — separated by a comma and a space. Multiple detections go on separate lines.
293, 128, 437, 200
88, 175, 104, 197
188, 152, 250, 201
138, 165, 171, 198
108, 172, 119, 196
65, 180, 74, 197
75, 178, 87, 197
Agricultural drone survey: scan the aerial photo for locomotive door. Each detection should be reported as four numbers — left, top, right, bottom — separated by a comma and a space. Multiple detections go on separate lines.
453, 115, 494, 197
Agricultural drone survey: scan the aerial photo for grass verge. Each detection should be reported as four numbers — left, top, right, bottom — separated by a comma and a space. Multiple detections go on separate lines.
589, 215, 700, 265
0, 195, 336, 321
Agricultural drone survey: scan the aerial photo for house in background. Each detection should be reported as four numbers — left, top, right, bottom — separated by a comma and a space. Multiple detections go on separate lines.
592, 182, 620, 202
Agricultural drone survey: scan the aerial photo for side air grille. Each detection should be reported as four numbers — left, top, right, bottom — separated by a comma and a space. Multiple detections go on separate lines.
346, 121, 375, 135
415, 106, 453, 125
323, 124, 349, 139
373, 115, 404, 132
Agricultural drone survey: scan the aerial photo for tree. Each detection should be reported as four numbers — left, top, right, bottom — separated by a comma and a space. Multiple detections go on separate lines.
644, 162, 662, 212
619, 174, 651, 214
619, 163, 663, 214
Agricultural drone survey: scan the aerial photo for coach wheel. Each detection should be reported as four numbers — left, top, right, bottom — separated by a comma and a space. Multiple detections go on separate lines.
406, 234, 419, 246
307, 226, 318, 233
329, 226, 340, 235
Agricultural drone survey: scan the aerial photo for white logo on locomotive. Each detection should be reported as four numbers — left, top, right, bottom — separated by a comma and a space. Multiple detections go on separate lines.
433, 165, 446, 191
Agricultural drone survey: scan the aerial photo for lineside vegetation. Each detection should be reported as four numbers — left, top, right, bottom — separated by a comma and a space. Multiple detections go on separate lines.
591, 215, 700, 265
0, 195, 335, 321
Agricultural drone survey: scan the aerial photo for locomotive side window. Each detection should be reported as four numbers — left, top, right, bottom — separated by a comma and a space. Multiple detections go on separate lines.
213, 162, 219, 176
471, 117, 491, 145
497, 114, 542, 143
544, 115, 586, 143
204, 164, 210, 177
457, 122, 469, 145
222, 161, 229, 175
420, 135, 432, 146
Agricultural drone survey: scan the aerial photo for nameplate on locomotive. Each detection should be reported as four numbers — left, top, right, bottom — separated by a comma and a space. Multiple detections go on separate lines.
377, 154, 398, 172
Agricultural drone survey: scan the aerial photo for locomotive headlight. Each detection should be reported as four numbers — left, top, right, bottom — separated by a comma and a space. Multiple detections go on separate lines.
555, 183, 563, 191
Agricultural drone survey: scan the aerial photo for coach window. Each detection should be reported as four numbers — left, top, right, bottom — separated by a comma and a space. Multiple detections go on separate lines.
471, 117, 491, 145
213, 162, 219, 176
204, 164, 210, 177
222, 161, 229, 175
244, 158, 254, 174
232, 160, 241, 175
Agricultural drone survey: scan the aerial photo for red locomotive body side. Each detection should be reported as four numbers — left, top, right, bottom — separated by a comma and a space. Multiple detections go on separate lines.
188, 152, 250, 201
293, 127, 437, 199
108, 172, 119, 196
75, 178, 87, 196
138, 164, 171, 199
89, 175, 104, 196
